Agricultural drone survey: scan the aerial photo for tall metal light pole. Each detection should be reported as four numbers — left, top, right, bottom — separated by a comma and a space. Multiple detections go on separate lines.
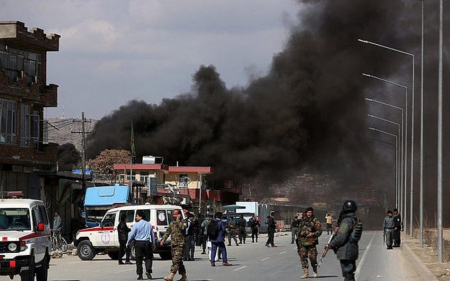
368, 115, 401, 207
437, 0, 443, 263
359, 39, 415, 238
419, 0, 425, 249
365, 98, 405, 213
362, 73, 409, 234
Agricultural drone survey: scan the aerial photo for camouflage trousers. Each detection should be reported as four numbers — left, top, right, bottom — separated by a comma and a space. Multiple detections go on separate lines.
170, 244, 186, 274
298, 245, 318, 268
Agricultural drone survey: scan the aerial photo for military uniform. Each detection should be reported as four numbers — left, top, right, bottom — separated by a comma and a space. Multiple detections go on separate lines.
227, 218, 239, 246
329, 211, 362, 281
298, 208, 322, 278
161, 218, 188, 279
237, 217, 247, 244
291, 217, 299, 244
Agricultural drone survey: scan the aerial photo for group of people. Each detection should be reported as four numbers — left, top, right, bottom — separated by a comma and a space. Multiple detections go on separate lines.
383, 208, 402, 249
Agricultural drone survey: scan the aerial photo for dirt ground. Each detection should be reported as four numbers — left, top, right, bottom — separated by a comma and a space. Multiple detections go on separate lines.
403, 229, 450, 280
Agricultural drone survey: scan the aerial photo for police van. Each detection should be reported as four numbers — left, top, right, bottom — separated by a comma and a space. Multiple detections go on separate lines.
0, 194, 52, 281
75, 204, 184, 260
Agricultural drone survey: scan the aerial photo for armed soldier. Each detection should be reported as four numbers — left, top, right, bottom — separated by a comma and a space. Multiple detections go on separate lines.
160, 209, 188, 281
298, 207, 322, 279
237, 215, 247, 244
383, 210, 395, 250
326, 200, 363, 281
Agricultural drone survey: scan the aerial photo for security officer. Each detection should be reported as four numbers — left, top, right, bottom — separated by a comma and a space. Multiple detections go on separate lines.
160, 209, 188, 281
392, 208, 402, 247
237, 215, 247, 244
383, 210, 395, 249
291, 216, 300, 244
327, 200, 363, 281
298, 207, 322, 279
127, 211, 155, 280
227, 216, 239, 246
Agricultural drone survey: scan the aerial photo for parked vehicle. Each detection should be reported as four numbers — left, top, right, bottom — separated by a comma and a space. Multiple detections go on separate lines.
0, 196, 52, 281
83, 184, 132, 227
75, 204, 184, 261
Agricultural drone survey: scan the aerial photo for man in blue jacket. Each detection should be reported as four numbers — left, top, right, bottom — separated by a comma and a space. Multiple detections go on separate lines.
210, 212, 232, 267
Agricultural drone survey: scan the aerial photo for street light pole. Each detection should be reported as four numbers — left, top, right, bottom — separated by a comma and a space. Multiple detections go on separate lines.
365, 98, 405, 213
362, 73, 408, 234
419, 0, 425, 249
368, 114, 401, 207
359, 39, 415, 239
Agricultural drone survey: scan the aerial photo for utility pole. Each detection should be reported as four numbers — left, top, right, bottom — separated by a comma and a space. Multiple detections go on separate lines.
71, 112, 92, 190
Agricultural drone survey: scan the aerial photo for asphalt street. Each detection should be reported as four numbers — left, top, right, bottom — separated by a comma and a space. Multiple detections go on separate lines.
0, 231, 429, 281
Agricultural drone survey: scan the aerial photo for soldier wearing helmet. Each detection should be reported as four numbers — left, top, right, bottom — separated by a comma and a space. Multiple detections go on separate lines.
327, 200, 362, 281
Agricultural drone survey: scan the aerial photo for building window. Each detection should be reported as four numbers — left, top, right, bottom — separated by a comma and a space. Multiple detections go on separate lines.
0, 49, 41, 83
20, 105, 30, 147
179, 174, 189, 188
0, 99, 17, 144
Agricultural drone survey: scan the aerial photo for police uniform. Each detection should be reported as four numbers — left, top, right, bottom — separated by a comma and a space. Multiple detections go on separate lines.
383, 211, 395, 249
227, 218, 239, 246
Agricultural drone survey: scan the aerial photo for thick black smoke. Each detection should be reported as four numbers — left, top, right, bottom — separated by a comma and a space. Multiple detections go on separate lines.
86, 0, 443, 211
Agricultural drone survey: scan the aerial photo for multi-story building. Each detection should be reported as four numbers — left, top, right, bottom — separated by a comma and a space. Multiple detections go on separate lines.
0, 21, 59, 198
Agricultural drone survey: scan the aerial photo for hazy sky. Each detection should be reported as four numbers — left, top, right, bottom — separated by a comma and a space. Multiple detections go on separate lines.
2, 0, 300, 120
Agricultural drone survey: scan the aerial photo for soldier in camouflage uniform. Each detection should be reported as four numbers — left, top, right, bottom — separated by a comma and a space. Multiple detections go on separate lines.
160, 209, 188, 281
298, 207, 322, 279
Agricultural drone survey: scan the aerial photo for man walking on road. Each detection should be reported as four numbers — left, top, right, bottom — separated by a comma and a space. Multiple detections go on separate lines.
118, 214, 132, 265
328, 200, 363, 281
393, 208, 402, 247
237, 214, 247, 244
383, 210, 395, 250
210, 212, 232, 267
291, 216, 299, 244
265, 211, 277, 247
298, 207, 322, 279
227, 216, 239, 246
160, 209, 188, 281
127, 211, 155, 280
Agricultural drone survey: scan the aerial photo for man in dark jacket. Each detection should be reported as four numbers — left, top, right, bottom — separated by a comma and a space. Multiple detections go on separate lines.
265, 211, 277, 247
118, 213, 132, 265
237, 215, 247, 244
392, 208, 402, 247
328, 200, 363, 281
210, 212, 232, 267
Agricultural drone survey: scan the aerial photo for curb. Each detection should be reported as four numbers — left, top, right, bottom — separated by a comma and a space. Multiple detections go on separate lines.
402, 242, 439, 281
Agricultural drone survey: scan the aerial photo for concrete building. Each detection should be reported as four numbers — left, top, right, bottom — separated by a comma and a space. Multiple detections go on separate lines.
0, 21, 60, 198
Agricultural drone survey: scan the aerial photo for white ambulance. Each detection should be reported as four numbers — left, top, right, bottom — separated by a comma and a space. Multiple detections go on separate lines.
0, 196, 52, 281
75, 204, 184, 260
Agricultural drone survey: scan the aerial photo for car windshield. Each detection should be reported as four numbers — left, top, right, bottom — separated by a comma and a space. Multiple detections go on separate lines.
0, 208, 31, 231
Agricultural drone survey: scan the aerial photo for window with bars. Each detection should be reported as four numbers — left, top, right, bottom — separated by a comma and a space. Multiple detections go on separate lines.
0, 99, 17, 144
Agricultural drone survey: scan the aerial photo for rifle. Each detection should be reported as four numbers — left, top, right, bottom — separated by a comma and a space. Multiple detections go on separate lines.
318, 231, 335, 267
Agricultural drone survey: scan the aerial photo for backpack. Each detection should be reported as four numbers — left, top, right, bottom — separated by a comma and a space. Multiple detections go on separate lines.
207, 219, 219, 239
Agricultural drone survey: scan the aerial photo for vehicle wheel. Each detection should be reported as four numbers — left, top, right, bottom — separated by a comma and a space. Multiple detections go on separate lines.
130, 243, 136, 260
61, 237, 68, 252
20, 255, 35, 281
107, 251, 119, 260
159, 252, 172, 260
36, 254, 49, 281
77, 240, 96, 260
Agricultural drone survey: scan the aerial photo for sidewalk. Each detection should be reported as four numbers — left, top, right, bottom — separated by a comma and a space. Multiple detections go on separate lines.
402, 236, 450, 280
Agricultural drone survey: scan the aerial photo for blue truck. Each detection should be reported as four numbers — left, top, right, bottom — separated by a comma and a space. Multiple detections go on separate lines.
83, 184, 132, 227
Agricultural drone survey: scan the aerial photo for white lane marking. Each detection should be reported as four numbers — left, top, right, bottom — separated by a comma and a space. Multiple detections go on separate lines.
279, 251, 286, 254
355, 231, 376, 279
234, 266, 247, 272
260, 257, 270, 261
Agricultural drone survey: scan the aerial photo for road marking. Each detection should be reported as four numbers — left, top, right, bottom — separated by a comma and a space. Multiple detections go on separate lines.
260, 257, 270, 261
279, 251, 286, 254
355, 231, 376, 279
234, 266, 247, 272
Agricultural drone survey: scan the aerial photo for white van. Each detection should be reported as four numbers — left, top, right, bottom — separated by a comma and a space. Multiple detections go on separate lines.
75, 204, 184, 260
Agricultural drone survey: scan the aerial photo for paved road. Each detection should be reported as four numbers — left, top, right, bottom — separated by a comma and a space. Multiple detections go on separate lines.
0, 231, 427, 281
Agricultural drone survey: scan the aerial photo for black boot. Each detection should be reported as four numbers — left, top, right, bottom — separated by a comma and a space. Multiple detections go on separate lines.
137, 274, 143, 280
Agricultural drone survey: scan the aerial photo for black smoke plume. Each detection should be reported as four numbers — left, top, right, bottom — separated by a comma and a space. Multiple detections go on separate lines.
86, 0, 446, 218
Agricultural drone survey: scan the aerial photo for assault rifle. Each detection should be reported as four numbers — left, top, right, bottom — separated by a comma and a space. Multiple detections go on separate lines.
318, 231, 335, 267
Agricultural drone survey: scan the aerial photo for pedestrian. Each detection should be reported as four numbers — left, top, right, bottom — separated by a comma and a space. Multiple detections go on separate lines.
53, 211, 63, 246
210, 212, 232, 267
298, 207, 322, 279
118, 213, 132, 265
160, 209, 188, 281
237, 214, 247, 244
265, 211, 277, 247
392, 208, 402, 247
127, 211, 155, 280
250, 214, 260, 243
327, 200, 363, 281
183, 213, 196, 261
200, 215, 211, 254
325, 213, 333, 235
291, 216, 300, 244
227, 216, 239, 246
383, 210, 395, 250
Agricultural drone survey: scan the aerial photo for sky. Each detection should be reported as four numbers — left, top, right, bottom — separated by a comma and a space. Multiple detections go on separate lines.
1, 0, 301, 120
